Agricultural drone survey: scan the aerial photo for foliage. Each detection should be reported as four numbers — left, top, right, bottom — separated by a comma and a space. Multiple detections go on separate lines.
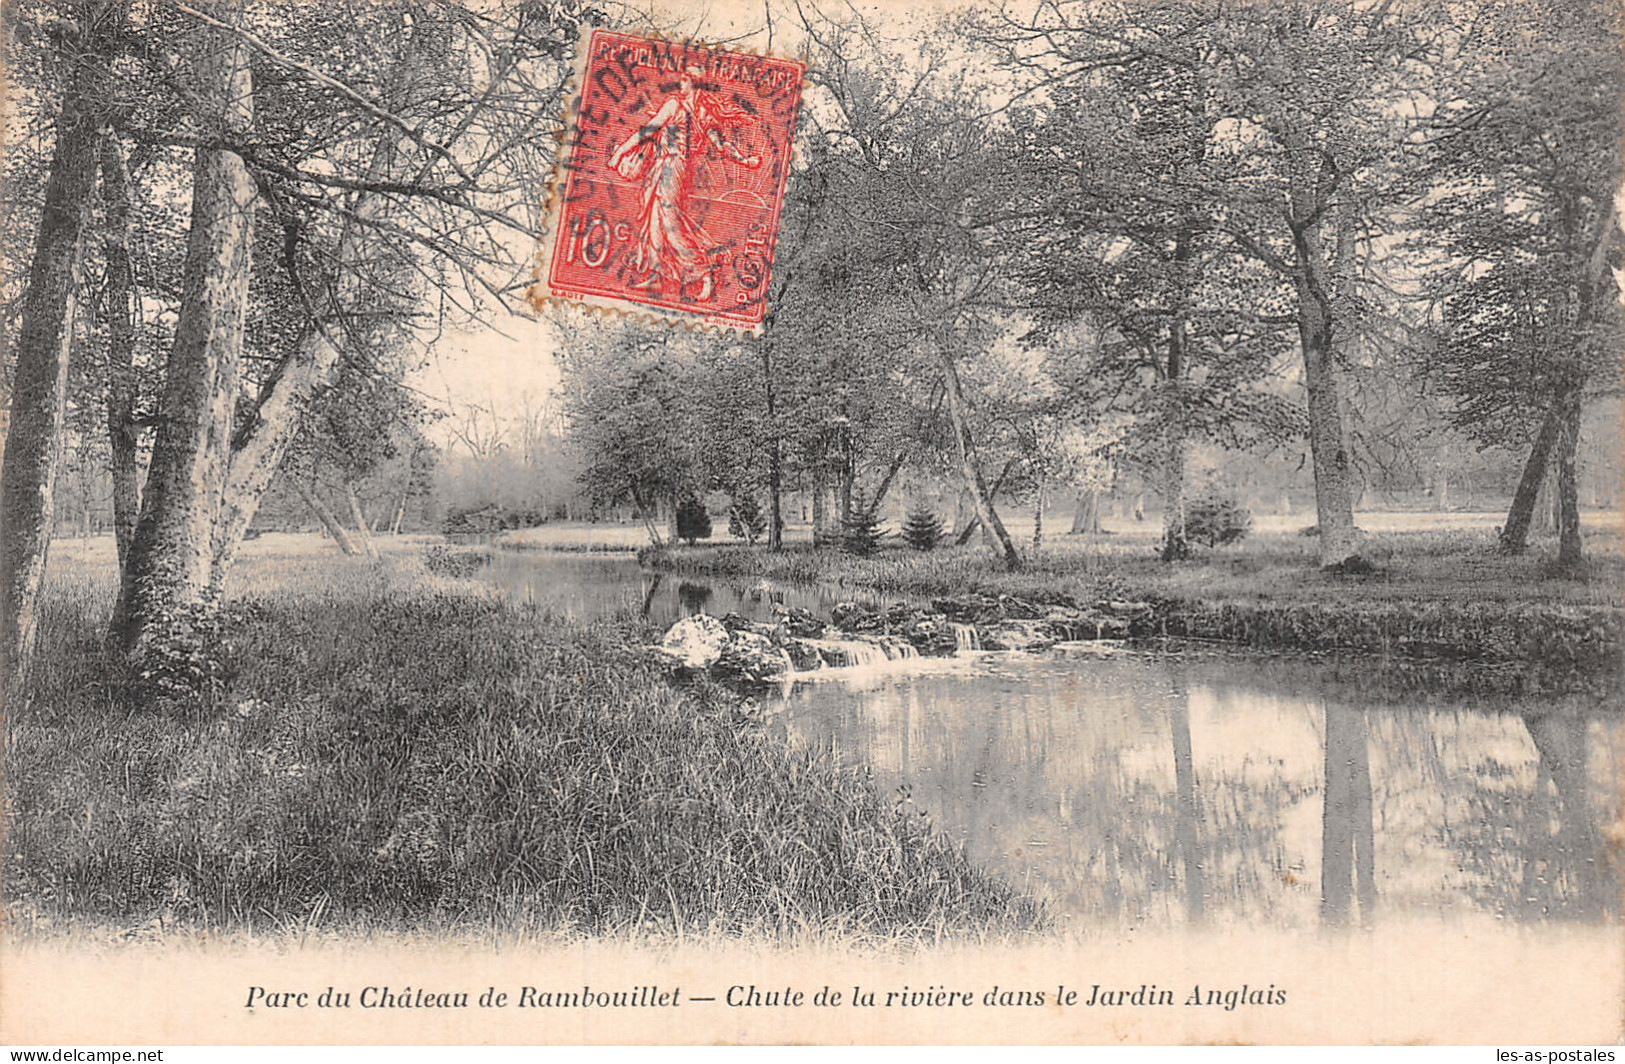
727, 494, 766, 546
840, 510, 887, 557
902, 505, 945, 552
676, 496, 713, 546
1185, 495, 1253, 549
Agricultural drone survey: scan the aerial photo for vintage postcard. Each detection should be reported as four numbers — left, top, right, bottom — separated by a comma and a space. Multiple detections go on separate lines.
1, 0, 1620, 1050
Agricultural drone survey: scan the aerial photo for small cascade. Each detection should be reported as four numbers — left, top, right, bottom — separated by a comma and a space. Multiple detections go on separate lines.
884, 638, 919, 661
952, 623, 982, 653
800, 637, 891, 669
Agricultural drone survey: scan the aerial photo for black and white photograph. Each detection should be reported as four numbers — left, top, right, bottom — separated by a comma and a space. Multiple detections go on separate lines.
0, 0, 1620, 1048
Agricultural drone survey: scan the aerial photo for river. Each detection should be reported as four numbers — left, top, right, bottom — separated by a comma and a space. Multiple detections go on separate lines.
485, 550, 1621, 932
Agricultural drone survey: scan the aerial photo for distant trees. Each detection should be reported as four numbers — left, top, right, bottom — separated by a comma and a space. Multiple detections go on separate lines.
1415, 0, 1623, 566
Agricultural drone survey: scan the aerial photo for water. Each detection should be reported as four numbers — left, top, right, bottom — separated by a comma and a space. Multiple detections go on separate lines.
486, 551, 1621, 931
483, 550, 887, 626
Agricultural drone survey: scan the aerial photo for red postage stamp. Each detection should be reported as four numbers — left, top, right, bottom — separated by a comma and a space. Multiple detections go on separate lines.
536, 29, 807, 334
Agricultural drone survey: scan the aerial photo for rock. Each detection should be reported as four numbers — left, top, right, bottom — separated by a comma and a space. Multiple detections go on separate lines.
902, 613, 960, 655
996, 593, 1045, 620
1043, 607, 1131, 640
713, 630, 792, 683
772, 604, 826, 638
657, 614, 729, 670
1101, 600, 1154, 618
782, 638, 826, 671
831, 601, 883, 632
721, 611, 756, 632
980, 620, 1061, 651
931, 595, 998, 623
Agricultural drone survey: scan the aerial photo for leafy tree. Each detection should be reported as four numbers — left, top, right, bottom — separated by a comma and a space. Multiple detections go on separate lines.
1415, 0, 1623, 565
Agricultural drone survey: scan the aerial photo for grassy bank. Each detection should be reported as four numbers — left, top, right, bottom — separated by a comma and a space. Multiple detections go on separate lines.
5, 553, 1040, 943
642, 526, 1624, 672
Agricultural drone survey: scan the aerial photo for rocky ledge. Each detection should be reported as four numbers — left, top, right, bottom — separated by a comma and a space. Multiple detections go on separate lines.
649, 593, 1156, 685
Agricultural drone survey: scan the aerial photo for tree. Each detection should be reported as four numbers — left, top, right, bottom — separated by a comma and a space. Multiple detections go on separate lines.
0, 0, 129, 686
1416, 0, 1623, 565
675, 495, 712, 546
982, 0, 1429, 568
560, 323, 702, 544
94, 0, 584, 662
901, 504, 944, 551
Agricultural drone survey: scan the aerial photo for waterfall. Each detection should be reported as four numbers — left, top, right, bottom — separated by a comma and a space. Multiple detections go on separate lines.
952, 623, 982, 653
799, 637, 891, 669
885, 638, 919, 660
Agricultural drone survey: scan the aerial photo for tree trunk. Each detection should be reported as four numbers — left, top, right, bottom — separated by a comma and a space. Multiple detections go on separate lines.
113, 7, 256, 653
212, 136, 412, 577
1161, 233, 1194, 562
1070, 489, 1101, 535
1290, 154, 1362, 570
760, 348, 783, 551
0, 0, 128, 686
1554, 391, 1584, 568
938, 346, 1020, 570
954, 459, 1017, 546
292, 479, 359, 556
100, 136, 142, 570
344, 482, 380, 560
1500, 405, 1562, 553
1031, 474, 1046, 556
811, 478, 839, 547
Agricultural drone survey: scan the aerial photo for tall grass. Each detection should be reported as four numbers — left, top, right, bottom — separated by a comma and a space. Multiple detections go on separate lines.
6, 557, 1041, 943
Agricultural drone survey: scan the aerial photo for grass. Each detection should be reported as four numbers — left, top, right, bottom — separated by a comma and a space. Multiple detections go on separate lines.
5, 551, 1041, 944
643, 524, 1625, 671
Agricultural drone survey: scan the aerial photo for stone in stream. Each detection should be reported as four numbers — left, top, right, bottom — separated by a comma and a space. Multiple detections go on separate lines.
930, 595, 998, 623
980, 620, 1062, 652
902, 613, 961, 655
1043, 606, 1130, 640
772, 604, 826, 638
713, 630, 793, 682
782, 638, 826, 671
830, 601, 884, 633
655, 614, 730, 670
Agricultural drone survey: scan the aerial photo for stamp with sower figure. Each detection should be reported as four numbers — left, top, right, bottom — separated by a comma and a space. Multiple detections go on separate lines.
536, 29, 806, 334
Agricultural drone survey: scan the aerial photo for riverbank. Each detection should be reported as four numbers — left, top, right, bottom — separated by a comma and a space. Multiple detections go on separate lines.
6, 551, 1040, 943
642, 527, 1624, 674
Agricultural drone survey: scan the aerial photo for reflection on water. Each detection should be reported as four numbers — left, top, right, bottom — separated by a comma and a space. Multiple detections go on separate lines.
483, 551, 886, 626
485, 552, 1621, 932
771, 653, 1621, 932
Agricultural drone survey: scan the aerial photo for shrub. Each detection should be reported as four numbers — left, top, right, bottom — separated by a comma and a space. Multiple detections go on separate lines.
901, 506, 945, 551
1185, 494, 1252, 547
841, 510, 886, 556
676, 496, 713, 545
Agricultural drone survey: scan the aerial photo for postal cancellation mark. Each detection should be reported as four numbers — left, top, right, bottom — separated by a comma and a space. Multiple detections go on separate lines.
541, 29, 806, 333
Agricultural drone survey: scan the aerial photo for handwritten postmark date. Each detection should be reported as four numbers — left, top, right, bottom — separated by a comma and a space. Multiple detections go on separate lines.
540, 30, 806, 333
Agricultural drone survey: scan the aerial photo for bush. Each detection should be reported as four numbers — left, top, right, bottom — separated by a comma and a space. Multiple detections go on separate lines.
676, 496, 713, 545
841, 510, 886, 556
901, 506, 944, 551
728, 494, 766, 545
1185, 494, 1252, 547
